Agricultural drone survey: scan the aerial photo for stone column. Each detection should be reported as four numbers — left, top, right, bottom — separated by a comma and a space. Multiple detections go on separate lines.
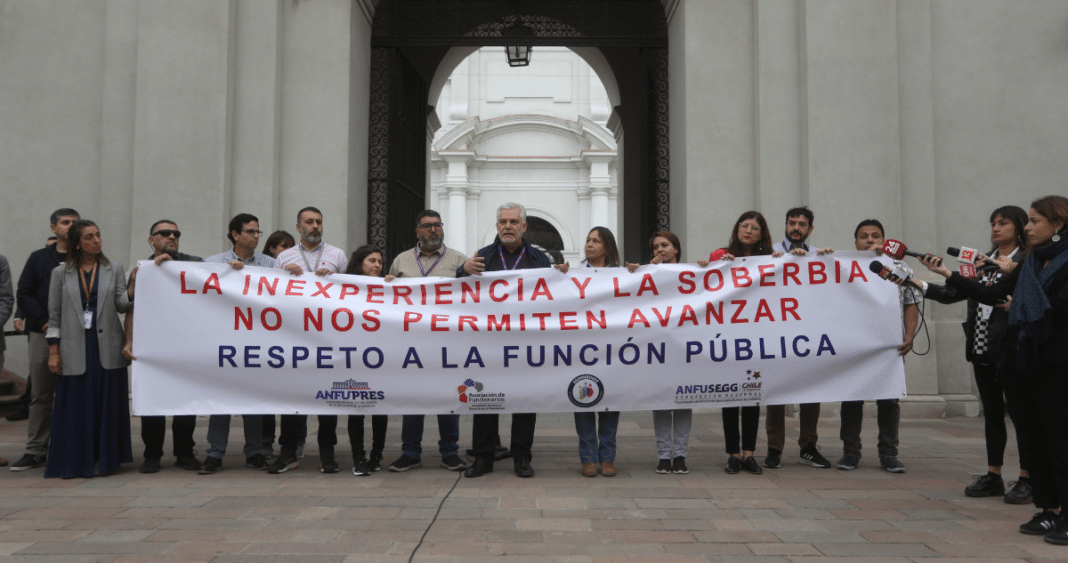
441, 151, 474, 252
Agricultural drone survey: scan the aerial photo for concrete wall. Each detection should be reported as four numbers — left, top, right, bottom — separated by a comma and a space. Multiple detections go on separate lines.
0, 0, 371, 377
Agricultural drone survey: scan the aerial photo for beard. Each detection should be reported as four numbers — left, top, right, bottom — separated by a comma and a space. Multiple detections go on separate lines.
303, 232, 322, 245
419, 234, 443, 251
787, 231, 807, 243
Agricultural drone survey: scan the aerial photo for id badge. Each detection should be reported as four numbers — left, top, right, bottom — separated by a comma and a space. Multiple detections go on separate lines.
83, 310, 93, 329
978, 303, 993, 318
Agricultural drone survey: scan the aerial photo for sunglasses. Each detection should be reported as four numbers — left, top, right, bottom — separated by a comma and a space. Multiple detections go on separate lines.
152, 229, 181, 238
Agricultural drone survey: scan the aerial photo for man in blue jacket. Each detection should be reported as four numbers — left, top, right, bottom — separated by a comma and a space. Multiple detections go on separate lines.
10, 208, 79, 472
457, 203, 560, 479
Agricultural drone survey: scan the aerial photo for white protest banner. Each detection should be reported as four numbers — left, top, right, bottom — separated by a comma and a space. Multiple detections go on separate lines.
131, 252, 907, 415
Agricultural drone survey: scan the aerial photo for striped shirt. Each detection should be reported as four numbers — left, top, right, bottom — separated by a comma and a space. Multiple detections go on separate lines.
205, 248, 276, 268
275, 242, 348, 274
389, 246, 468, 279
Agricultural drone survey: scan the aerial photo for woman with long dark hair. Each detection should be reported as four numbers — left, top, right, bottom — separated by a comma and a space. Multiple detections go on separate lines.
262, 230, 295, 259
921, 206, 1032, 503
916, 196, 1068, 545
630, 231, 694, 474
342, 245, 390, 476
44, 220, 133, 478
574, 227, 622, 477
717, 211, 773, 475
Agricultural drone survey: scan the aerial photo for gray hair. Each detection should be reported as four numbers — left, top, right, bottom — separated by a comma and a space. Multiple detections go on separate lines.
497, 202, 527, 223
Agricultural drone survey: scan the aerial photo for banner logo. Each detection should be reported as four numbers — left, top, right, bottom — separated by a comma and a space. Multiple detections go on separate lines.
458, 378, 505, 411
568, 374, 604, 408
315, 378, 384, 408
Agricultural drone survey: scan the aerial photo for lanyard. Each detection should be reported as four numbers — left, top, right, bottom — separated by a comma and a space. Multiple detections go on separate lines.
298, 243, 325, 273
416, 246, 447, 277
78, 263, 98, 309
497, 245, 527, 270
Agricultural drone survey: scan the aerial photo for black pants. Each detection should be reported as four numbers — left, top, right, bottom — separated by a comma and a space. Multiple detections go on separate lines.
262, 415, 277, 447
278, 415, 335, 452
973, 361, 1030, 470
1011, 361, 1068, 510
316, 414, 388, 461
472, 413, 536, 463
141, 415, 196, 459
722, 406, 760, 454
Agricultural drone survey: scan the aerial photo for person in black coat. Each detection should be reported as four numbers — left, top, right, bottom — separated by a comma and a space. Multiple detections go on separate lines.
916, 195, 1068, 546
922, 206, 1032, 503
455, 203, 563, 479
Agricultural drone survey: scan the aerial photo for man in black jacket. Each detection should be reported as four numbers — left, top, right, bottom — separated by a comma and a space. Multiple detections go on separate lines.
457, 203, 560, 478
126, 219, 203, 473
10, 208, 79, 472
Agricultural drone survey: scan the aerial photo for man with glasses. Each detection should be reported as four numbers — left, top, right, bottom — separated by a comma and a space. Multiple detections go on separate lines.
268, 206, 348, 474
383, 210, 469, 475
198, 213, 274, 474
11, 208, 80, 472
126, 219, 202, 473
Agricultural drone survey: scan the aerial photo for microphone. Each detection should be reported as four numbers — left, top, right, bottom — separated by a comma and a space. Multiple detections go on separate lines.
882, 239, 942, 265
958, 264, 977, 279
946, 247, 1000, 273
708, 248, 728, 261
163, 248, 179, 260
868, 261, 924, 291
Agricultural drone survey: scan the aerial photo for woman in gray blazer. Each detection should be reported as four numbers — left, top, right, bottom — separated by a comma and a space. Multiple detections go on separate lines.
45, 220, 133, 478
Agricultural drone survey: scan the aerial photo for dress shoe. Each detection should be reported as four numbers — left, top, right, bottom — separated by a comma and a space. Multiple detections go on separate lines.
514, 456, 534, 478
463, 457, 493, 478
581, 462, 597, 477
600, 462, 616, 477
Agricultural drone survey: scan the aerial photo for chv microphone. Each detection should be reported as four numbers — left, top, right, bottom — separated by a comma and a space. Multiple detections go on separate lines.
958, 264, 977, 279
868, 261, 923, 291
882, 239, 942, 265
947, 247, 1000, 273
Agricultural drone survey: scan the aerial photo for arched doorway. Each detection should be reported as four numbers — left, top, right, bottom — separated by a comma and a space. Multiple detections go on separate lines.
367, 0, 668, 265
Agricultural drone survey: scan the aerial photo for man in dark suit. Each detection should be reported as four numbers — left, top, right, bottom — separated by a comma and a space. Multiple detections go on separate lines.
457, 203, 566, 479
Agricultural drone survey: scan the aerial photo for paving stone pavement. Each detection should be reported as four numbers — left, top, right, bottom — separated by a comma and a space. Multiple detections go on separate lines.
0, 410, 1061, 562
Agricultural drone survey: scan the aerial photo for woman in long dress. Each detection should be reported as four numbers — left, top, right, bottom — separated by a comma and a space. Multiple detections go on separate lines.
45, 220, 133, 478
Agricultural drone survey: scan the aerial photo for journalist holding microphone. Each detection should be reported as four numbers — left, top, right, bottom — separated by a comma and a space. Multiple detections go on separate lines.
919, 206, 1032, 504
915, 195, 1068, 545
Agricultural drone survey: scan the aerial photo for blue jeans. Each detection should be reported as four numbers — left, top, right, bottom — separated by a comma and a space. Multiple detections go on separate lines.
574, 411, 619, 463
206, 414, 264, 459
401, 414, 460, 460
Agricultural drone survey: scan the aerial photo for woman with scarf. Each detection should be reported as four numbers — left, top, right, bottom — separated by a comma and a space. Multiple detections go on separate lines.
916, 195, 1068, 545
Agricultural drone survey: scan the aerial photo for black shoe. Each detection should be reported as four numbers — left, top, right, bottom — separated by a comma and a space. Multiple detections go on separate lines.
9, 454, 46, 472
388, 455, 422, 472
743, 456, 763, 475
655, 459, 672, 474
1005, 479, 1033, 504
198, 457, 222, 475
267, 449, 299, 474
798, 445, 831, 468
464, 457, 493, 478
763, 449, 782, 468
671, 456, 688, 474
1021, 510, 1061, 535
174, 452, 201, 471
514, 456, 534, 478
352, 457, 370, 476
139, 457, 161, 474
5, 408, 29, 422
320, 454, 339, 474
964, 473, 1005, 497
245, 454, 268, 470
441, 454, 467, 471
1045, 520, 1068, 545
367, 454, 382, 472
725, 456, 742, 474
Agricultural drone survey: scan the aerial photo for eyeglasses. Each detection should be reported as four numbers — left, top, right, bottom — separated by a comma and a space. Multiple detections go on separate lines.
243, 229, 263, 235
418, 222, 444, 230
152, 229, 181, 238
